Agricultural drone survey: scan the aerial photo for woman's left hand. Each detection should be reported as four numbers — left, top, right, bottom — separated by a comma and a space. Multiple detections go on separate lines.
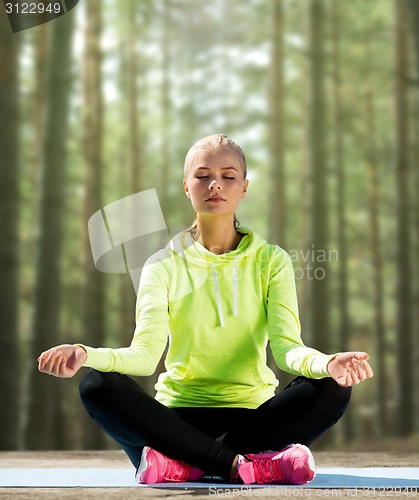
327, 352, 373, 387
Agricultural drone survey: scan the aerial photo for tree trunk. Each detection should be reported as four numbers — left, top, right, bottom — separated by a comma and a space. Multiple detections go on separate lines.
0, 10, 20, 450
32, 28, 48, 177
412, 80, 419, 436
331, 1, 354, 442
159, 0, 172, 215
24, 11, 75, 449
298, 17, 313, 350
268, 0, 286, 248
308, 0, 329, 355
81, 0, 105, 449
406, 0, 419, 436
267, 0, 292, 390
394, 0, 414, 436
128, 1, 142, 195
182, 2, 200, 224
117, 1, 135, 350
364, 35, 387, 437
406, 0, 419, 76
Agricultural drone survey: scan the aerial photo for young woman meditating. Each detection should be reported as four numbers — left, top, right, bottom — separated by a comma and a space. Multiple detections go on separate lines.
38, 134, 373, 485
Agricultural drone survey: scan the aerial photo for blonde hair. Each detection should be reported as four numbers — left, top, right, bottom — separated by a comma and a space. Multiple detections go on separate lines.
184, 134, 246, 236
184, 134, 247, 178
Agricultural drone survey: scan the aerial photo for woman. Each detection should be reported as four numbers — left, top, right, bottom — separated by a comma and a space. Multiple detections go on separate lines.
38, 134, 373, 486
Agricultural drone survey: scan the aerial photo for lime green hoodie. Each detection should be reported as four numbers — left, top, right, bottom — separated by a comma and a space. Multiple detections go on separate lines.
80, 227, 336, 408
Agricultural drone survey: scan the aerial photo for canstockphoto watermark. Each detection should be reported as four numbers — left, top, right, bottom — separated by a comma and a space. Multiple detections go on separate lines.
289, 246, 338, 281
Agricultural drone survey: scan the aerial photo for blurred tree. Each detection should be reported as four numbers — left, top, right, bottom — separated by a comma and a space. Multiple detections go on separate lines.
114, 1, 165, 399
308, 0, 329, 355
25, 11, 75, 449
81, 0, 105, 449
394, 0, 414, 436
128, 1, 142, 195
153, 0, 174, 396
297, 1, 313, 350
0, 11, 20, 450
117, 0, 136, 350
331, 0, 353, 442
179, 0, 201, 223
406, 0, 419, 433
364, 34, 387, 436
267, 0, 293, 390
268, 0, 286, 248
406, 0, 419, 77
159, 0, 172, 214
32, 28, 48, 178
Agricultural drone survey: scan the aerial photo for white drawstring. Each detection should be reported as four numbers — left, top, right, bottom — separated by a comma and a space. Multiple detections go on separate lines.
233, 256, 238, 317
211, 258, 239, 326
211, 265, 225, 327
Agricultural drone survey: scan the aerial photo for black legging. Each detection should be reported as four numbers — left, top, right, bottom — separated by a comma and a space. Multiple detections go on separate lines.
79, 369, 351, 480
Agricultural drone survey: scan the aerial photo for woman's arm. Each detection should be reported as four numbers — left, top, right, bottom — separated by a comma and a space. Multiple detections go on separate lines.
38, 255, 169, 378
267, 249, 333, 378
267, 249, 373, 386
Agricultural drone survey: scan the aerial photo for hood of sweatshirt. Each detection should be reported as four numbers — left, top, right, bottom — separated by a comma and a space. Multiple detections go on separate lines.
165, 227, 266, 328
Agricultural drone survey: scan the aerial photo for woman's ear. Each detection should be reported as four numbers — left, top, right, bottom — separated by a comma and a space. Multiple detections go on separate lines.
240, 179, 249, 198
183, 178, 191, 198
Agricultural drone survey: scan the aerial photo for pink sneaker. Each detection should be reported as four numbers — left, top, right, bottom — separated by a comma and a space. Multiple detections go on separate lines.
135, 446, 204, 484
238, 444, 316, 485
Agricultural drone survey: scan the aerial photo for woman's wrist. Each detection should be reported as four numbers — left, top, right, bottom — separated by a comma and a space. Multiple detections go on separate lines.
75, 344, 88, 362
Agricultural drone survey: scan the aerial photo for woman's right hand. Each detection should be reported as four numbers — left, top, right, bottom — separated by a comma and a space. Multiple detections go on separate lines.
38, 344, 87, 378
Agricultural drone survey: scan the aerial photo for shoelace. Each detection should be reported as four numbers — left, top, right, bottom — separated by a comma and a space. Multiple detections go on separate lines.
253, 458, 283, 483
163, 460, 189, 482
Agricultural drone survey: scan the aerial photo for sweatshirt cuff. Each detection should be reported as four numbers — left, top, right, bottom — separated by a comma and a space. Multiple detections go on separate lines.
316, 353, 339, 378
74, 344, 109, 371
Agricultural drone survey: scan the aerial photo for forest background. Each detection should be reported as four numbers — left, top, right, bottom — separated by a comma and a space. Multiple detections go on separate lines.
1, 0, 419, 454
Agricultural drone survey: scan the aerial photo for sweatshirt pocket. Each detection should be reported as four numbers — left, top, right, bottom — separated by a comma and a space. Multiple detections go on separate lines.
183, 353, 264, 387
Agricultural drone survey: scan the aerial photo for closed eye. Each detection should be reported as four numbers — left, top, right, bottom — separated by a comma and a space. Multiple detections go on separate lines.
195, 176, 235, 180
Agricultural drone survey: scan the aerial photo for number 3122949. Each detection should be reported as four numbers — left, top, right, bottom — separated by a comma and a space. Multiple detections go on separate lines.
5, 3, 62, 14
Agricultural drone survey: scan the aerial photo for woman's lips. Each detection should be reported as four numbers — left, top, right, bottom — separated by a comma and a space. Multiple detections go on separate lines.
206, 197, 225, 202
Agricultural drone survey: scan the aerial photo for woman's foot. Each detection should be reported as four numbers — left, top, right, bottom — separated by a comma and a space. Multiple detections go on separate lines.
236, 444, 316, 485
136, 446, 204, 484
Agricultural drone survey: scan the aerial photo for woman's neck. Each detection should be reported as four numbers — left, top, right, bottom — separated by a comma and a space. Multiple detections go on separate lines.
194, 216, 242, 255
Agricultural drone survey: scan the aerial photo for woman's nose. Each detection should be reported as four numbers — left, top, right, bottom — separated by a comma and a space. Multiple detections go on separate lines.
209, 179, 221, 190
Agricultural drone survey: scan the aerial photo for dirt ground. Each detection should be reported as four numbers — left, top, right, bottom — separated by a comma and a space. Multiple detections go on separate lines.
1, 450, 419, 499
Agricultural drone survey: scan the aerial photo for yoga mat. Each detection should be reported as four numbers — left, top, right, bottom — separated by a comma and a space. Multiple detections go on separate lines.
0, 468, 419, 488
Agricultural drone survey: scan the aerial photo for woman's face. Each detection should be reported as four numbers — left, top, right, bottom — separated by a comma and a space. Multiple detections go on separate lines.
183, 148, 249, 219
